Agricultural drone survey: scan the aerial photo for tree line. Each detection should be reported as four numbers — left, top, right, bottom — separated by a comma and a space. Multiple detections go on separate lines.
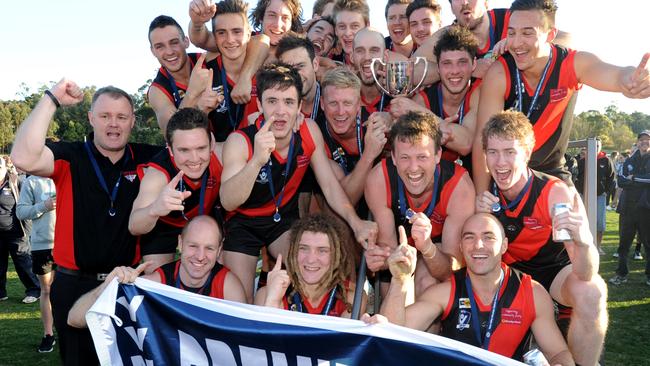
1, 82, 649, 154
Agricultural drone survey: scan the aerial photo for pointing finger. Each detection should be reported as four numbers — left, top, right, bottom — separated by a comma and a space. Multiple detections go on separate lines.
273, 254, 283, 271
259, 116, 274, 132
134, 262, 151, 275
194, 53, 207, 71
168, 170, 184, 189
205, 68, 214, 92
397, 225, 408, 246
635, 53, 650, 78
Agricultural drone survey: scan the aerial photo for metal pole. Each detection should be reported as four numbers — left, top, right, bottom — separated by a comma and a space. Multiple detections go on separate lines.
585, 138, 598, 241
350, 255, 366, 320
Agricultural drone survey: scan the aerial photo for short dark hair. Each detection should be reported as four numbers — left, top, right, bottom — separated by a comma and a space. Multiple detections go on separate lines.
148, 15, 185, 43
91, 86, 133, 111
481, 110, 536, 152
389, 111, 442, 152
276, 33, 317, 61
255, 63, 303, 101
510, 0, 558, 29
385, 0, 412, 19
165, 108, 211, 145
434, 25, 479, 61
306, 15, 336, 34
313, 0, 336, 16
250, 0, 303, 33
212, 0, 249, 31
405, 0, 441, 20
333, 0, 370, 26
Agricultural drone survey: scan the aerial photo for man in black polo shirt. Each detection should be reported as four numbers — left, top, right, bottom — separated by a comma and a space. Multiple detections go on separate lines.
11, 78, 161, 365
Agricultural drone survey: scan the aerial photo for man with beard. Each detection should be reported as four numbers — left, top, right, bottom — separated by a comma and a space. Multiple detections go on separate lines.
351, 28, 394, 121
472, 0, 650, 194
384, 0, 415, 58
306, 17, 337, 58
475, 110, 606, 366
389, 26, 480, 171
129, 108, 223, 273
220, 64, 377, 303
364, 112, 475, 296
68, 216, 247, 329
147, 15, 212, 134
366, 214, 574, 365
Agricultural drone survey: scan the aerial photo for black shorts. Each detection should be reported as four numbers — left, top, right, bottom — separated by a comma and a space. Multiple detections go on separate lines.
139, 225, 182, 256
223, 213, 298, 256
514, 262, 568, 293
31, 249, 54, 275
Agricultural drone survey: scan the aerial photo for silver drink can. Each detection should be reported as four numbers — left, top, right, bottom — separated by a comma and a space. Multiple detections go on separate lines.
553, 203, 572, 242
523, 348, 550, 366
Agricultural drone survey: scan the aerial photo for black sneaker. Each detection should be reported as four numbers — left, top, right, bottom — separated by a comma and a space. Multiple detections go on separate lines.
38, 334, 55, 353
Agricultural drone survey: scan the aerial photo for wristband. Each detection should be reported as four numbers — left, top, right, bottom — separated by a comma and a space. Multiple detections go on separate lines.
422, 242, 436, 259
44, 90, 60, 108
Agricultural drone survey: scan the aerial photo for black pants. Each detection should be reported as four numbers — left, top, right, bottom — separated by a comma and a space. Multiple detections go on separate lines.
50, 271, 102, 366
0, 236, 40, 298
616, 208, 650, 278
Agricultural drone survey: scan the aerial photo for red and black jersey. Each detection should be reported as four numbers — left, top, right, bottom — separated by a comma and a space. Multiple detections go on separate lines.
205, 55, 259, 142
149, 53, 202, 108
476, 9, 510, 58
383, 158, 466, 243
420, 79, 481, 166
493, 170, 571, 290
500, 45, 582, 182
282, 283, 349, 316
230, 119, 316, 218
47, 138, 161, 273
155, 259, 229, 299
441, 264, 535, 361
136, 148, 223, 250
360, 92, 392, 122
315, 113, 364, 175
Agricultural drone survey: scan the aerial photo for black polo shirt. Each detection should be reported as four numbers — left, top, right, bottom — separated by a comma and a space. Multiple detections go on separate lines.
48, 138, 161, 273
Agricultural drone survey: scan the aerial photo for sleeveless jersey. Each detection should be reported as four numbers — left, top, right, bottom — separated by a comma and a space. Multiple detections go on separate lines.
205, 55, 259, 142
149, 53, 202, 108
383, 158, 466, 243
231, 119, 316, 218
156, 260, 229, 299
281, 283, 349, 317
316, 113, 365, 175
361, 92, 392, 122
476, 9, 510, 58
420, 79, 481, 165
493, 170, 571, 286
441, 265, 535, 361
136, 149, 223, 250
384, 36, 416, 57
500, 45, 582, 180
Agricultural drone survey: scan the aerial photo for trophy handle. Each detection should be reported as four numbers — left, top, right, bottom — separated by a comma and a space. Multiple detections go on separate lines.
411, 56, 429, 95
370, 58, 392, 96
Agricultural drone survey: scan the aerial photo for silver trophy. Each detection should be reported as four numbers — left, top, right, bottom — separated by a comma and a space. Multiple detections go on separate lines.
370, 57, 428, 97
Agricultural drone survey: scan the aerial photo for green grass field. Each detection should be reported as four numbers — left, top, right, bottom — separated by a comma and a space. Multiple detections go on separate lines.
0, 211, 649, 365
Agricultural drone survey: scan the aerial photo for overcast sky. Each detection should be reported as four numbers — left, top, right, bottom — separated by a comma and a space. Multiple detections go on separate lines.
2, 0, 649, 114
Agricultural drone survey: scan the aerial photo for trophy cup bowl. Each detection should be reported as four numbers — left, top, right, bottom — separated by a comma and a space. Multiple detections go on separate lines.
370, 56, 428, 97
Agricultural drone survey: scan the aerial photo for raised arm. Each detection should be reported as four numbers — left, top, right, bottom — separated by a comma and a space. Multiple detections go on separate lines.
11, 79, 84, 177
363, 163, 397, 272
188, 0, 219, 52
219, 121, 274, 211
230, 34, 271, 105
575, 51, 650, 99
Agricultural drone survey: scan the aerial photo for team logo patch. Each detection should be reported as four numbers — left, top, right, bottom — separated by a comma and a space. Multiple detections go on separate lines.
456, 309, 471, 330
178, 90, 186, 99
458, 298, 471, 309
506, 224, 518, 232
206, 177, 217, 189
256, 169, 269, 184
123, 170, 137, 182
251, 85, 257, 97
430, 211, 445, 225
523, 216, 543, 230
297, 155, 310, 168
550, 88, 568, 103
501, 308, 523, 325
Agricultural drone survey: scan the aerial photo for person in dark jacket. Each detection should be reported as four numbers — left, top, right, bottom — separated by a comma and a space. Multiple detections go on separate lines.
610, 131, 650, 286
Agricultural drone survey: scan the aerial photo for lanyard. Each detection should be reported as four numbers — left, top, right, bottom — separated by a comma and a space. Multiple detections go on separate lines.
465, 268, 504, 350
220, 63, 243, 129
178, 170, 209, 220
174, 262, 214, 296
398, 164, 440, 220
515, 49, 553, 118
291, 287, 338, 315
311, 83, 321, 120
84, 141, 129, 217
378, 93, 386, 112
437, 84, 466, 125
491, 170, 533, 213
261, 120, 296, 222
324, 114, 362, 175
